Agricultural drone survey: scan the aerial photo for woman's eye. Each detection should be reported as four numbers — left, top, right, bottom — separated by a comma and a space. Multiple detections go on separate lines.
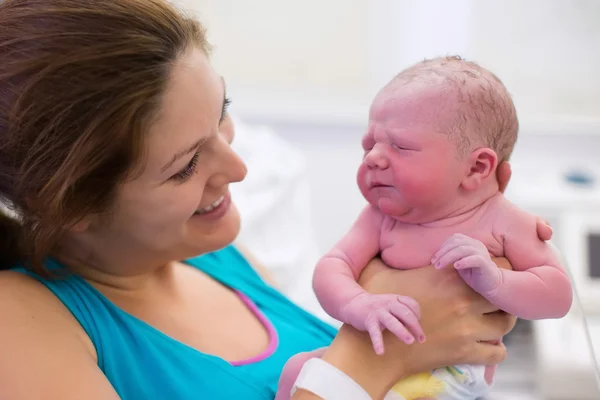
172, 151, 200, 182
170, 96, 231, 184
220, 97, 231, 123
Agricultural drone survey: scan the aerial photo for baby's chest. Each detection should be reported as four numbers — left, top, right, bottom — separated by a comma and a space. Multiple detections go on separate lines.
379, 219, 504, 269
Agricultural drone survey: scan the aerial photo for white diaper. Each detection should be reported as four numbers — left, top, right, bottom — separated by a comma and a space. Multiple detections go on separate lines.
384, 364, 489, 400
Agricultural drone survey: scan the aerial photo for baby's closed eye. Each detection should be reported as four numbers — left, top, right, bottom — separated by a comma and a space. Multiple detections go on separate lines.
391, 143, 409, 151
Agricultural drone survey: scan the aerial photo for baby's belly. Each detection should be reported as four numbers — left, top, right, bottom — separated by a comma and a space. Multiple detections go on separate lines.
380, 228, 504, 270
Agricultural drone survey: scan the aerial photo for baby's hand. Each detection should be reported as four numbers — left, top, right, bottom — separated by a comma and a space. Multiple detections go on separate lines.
432, 233, 502, 298
340, 292, 425, 355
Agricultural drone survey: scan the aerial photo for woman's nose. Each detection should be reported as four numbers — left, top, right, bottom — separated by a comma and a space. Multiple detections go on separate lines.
211, 136, 248, 186
364, 144, 389, 170
224, 146, 247, 183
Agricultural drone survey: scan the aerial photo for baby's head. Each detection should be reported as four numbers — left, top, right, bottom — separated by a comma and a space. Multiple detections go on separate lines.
357, 56, 518, 223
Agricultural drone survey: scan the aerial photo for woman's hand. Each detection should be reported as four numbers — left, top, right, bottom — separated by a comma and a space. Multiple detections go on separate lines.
316, 258, 516, 399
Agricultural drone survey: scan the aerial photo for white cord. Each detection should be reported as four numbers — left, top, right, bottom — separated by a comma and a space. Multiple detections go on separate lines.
569, 274, 600, 390
555, 241, 600, 391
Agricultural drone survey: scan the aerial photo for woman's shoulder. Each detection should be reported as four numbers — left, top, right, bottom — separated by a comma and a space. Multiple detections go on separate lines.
0, 270, 120, 398
0, 270, 96, 357
0, 269, 62, 311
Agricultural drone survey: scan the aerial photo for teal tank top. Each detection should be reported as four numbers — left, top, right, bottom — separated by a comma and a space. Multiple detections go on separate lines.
12, 245, 337, 399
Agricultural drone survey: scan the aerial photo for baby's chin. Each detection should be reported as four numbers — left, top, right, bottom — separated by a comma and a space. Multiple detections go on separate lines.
374, 197, 435, 224
374, 197, 411, 218
360, 186, 430, 223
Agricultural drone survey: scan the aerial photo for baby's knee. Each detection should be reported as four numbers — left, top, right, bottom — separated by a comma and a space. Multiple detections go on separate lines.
276, 347, 327, 400
286, 348, 326, 375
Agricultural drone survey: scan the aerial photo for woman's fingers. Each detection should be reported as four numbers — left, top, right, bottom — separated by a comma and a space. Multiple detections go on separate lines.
536, 217, 553, 241
475, 311, 517, 342
464, 341, 508, 367
443, 312, 513, 367
496, 161, 512, 193
464, 290, 503, 314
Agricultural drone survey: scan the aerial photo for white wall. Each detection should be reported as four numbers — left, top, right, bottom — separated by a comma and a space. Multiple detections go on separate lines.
471, 0, 600, 120
174, 0, 600, 128
175, 0, 373, 125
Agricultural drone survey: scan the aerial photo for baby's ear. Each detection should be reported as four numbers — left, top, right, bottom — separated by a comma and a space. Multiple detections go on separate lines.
460, 147, 498, 191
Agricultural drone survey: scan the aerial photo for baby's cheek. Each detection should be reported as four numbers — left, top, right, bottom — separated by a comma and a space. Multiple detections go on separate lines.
356, 164, 371, 199
395, 175, 439, 203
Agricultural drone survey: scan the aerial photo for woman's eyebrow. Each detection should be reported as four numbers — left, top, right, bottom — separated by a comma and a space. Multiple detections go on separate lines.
162, 77, 226, 173
161, 137, 207, 173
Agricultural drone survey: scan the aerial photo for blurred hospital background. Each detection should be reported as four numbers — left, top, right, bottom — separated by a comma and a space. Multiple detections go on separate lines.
175, 1, 600, 399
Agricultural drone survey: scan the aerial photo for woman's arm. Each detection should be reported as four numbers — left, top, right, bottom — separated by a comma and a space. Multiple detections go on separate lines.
290, 258, 516, 399
0, 272, 121, 400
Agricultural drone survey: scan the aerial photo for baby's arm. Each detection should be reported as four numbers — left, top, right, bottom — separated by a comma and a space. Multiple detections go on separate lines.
433, 205, 572, 320
489, 208, 573, 319
312, 205, 424, 354
313, 205, 383, 307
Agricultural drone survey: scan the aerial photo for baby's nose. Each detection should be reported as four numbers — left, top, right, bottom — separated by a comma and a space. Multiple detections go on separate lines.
365, 145, 389, 170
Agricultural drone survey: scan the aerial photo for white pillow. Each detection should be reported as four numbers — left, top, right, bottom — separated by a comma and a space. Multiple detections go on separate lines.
230, 116, 338, 325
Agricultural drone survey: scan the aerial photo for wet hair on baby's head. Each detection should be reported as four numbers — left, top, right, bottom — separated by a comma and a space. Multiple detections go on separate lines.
391, 55, 518, 162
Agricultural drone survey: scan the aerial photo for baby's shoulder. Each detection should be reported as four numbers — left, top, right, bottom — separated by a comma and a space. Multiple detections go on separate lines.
485, 193, 536, 235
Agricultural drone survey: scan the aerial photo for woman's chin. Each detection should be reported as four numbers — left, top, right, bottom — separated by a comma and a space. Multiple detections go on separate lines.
187, 204, 241, 254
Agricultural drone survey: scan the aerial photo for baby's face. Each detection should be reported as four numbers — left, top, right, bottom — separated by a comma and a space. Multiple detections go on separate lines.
357, 85, 468, 223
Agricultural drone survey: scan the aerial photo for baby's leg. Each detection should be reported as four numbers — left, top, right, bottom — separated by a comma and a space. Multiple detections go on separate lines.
275, 347, 327, 400
484, 364, 497, 385
480, 338, 501, 385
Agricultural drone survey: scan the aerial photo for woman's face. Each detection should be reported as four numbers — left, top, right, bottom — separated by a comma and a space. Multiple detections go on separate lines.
73, 48, 247, 270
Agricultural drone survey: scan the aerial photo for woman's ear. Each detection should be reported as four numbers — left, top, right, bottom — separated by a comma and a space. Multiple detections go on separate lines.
67, 213, 102, 233
461, 147, 498, 191
69, 218, 92, 233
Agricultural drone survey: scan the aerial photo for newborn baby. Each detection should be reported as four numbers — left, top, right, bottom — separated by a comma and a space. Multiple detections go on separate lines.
278, 56, 573, 400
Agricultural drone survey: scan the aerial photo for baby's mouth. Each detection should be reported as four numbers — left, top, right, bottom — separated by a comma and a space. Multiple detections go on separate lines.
370, 182, 392, 189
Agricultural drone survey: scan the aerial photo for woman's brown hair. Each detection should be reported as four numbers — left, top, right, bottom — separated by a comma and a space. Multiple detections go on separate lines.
0, 0, 209, 274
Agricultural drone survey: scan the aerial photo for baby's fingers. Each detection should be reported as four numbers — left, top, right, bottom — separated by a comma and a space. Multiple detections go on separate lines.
454, 254, 488, 270
379, 311, 416, 345
390, 302, 426, 343
365, 315, 385, 355
434, 245, 474, 270
432, 234, 472, 265
397, 295, 421, 319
